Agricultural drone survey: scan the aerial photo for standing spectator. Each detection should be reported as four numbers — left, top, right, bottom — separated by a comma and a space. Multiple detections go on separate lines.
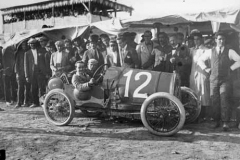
198, 32, 240, 131
25, 38, 47, 108
129, 32, 138, 49
45, 40, 56, 78
15, 41, 31, 108
73, 38, 86, 61
50, 41, 71, 77
166, 34, 190, 86
2, 45, 17, 106
82, 35, 105, 67
0, 44, 4, 100
189, 32, 210, 121
136, 30, 158, 70
117, 34, 139, 68
64, 39, 76, 70
39, 36, 48, 52
204, 38, 214, 49
105, 39, 121, 67
152, 32, 172, 72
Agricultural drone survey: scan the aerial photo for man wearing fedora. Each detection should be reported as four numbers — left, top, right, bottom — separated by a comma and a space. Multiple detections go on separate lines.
82, 34, 104, 68
25, 38, 47, 108
117, 33, 140, 68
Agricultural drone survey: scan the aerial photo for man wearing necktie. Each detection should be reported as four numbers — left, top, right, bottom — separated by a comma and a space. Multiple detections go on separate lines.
198, 32, 240, 131
117, 33, 140, 68
82, 34, 104, 68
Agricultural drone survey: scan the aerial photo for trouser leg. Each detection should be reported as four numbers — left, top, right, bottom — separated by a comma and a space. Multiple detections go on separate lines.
24, 80, 31, 105
220, 82, 231, 122
31, 74, 39, 105
210, 82, 221, 121
3, 75, 11, 102
10, 74, 17, 102
38, 74, 46, 97
17, 77, 24, 105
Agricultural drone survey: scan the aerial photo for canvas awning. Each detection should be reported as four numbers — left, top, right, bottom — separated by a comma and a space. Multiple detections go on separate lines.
1, 0, 133, 15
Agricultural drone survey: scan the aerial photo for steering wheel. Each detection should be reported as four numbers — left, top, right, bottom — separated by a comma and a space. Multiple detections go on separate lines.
92, 64, 109, 82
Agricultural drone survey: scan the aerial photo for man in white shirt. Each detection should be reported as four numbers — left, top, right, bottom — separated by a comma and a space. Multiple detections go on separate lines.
136, 30, 159, 70
198, 31, 240, 131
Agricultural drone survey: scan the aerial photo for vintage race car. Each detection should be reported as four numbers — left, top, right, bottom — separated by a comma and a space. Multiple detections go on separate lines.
42, 65, 200, 136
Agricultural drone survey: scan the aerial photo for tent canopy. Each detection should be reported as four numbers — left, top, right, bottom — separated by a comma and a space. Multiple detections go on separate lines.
3, 2, 240, 49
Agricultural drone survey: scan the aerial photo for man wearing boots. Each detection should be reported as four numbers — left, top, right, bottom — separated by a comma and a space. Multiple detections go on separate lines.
198, 32, 240, 131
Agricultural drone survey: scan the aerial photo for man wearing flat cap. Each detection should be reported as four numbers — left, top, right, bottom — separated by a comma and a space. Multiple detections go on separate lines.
82, 34, 104, 68
25, 38, 47, 108
50, 40, 71, 77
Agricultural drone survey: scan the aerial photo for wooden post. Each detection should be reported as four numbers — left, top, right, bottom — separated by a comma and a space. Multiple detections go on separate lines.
24, 11, 26, 30
88, 0, 92, 23
114, 0, 117, 17
52, 6, 55, 26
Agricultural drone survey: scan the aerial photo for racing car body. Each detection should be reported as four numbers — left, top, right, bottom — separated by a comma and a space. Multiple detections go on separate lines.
43, 65, 200, 136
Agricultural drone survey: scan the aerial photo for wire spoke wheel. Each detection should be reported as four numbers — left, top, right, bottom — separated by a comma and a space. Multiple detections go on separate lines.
141, 92, 185, 136
180, 87, 201, 123
43, 89, 75, 126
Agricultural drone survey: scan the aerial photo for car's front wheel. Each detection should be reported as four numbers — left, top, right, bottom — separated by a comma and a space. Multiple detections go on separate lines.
43, 89, 75, 126
141, 92, 185, 136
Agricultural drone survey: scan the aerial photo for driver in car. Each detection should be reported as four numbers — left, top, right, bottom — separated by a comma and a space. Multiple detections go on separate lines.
71, 61, 96, 92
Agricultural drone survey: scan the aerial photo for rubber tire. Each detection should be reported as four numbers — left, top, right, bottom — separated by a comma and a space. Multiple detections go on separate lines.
141, 92, 185, 136
43, 89, 75, 126
180, 86, 201, 123
81, 109, 102, 117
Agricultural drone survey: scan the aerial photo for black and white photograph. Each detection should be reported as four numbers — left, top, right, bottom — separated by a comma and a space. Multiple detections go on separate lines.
0, 0, 240, 159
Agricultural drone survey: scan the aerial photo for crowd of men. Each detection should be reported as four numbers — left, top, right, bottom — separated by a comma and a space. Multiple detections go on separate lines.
0, 29, 240, 131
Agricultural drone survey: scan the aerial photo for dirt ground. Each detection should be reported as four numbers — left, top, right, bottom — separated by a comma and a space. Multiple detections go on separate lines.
1, 101, 240, 160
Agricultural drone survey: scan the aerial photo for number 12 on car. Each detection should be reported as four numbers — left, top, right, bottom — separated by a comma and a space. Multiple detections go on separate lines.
123, 70, 152, 99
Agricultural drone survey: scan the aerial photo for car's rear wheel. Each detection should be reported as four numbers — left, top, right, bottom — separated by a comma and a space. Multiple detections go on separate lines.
141, 92, 185, 136
180, 87, 201, 123
43, 89, 75, 126
80, 109, 102, 117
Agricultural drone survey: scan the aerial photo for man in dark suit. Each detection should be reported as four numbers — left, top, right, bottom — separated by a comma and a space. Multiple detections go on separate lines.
82, 34, 105, 68
2, 45, 17, 106
165, 34, 191, 87
24, 38, 47, 108
117, 33, 140, 68
15, 41, 31, 108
